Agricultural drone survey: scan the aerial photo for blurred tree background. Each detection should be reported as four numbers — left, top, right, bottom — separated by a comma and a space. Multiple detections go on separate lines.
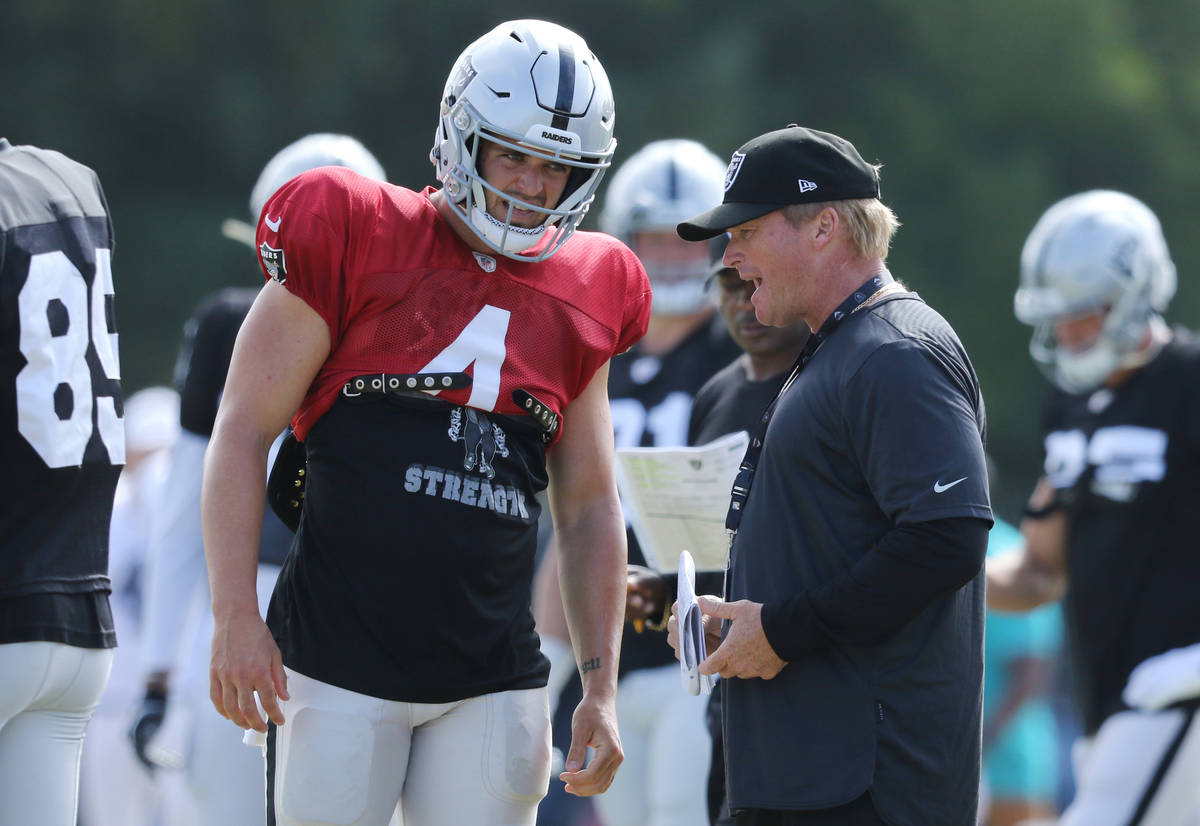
4, 0, 1198, 516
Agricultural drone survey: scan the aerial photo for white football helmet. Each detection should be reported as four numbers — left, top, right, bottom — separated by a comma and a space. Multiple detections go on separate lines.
221, 133, 386, 247
430, 19, 616, 261
599, 139, 727, 315
1015, 190, 1176, 393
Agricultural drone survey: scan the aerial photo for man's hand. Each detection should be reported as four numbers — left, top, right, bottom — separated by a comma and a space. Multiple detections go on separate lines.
625, 564, 667, 626
559, 693, 623, 797
666, 595, 724, 662
127, 686, 168, 771
692, 596, 786, 680
209, 612, 289, 732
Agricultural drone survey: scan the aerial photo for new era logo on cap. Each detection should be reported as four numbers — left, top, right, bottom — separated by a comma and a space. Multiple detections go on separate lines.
677, 125, 881, 241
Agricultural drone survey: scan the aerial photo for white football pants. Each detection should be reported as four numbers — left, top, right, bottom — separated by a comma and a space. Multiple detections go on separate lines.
593, 663, 712, 826
260, 668, 551, 826
0, 641, 113, 826
1060, 705, 1200, 826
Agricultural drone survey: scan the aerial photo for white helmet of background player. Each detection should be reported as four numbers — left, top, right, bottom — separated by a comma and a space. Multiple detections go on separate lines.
430, 19, 617, 261
599, 139, 726, 315
221, 133, 387, 247
1015, 189, 1176, 393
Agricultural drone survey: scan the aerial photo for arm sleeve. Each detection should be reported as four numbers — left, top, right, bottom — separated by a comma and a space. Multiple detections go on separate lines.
256, 168, 361, 346
616, 251, 652, 354
760, 516, 989, 660
139, 430, 210, 673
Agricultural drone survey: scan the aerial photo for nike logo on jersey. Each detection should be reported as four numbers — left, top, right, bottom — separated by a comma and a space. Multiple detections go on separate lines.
264, 214, 282, 232
933, 477, 968, 493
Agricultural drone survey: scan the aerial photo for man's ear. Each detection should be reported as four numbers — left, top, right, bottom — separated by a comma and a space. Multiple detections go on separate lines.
812, 207, 839, 249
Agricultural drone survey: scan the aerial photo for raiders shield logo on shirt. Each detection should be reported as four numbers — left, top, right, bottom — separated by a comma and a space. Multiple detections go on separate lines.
259, 242, 287, 283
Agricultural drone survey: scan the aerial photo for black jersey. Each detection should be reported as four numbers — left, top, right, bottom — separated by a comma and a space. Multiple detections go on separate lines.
608, 313, 741, 675
688, 356, 790, 447
268, 394, 552, 702
0, 138, 122, 648
1042, 330, 1200, 734
173, 287, 292, 566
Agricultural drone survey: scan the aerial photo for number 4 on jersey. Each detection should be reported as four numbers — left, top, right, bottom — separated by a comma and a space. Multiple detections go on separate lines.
419, 304, 510, 411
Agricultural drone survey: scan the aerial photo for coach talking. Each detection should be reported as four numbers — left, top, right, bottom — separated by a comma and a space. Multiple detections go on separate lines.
668, 125, 993, 826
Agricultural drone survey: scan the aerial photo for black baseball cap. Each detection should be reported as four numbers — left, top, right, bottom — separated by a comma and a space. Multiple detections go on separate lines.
677, 125, 880, 241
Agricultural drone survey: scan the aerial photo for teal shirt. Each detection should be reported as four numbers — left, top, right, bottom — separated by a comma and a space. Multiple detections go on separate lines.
983, 519, 1062, 797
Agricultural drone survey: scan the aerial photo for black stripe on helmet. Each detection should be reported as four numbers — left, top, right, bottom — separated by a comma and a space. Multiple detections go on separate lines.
551, 42, 575, 130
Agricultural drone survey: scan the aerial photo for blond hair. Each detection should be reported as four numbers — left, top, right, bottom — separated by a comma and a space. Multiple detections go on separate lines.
782, 168, 900, 260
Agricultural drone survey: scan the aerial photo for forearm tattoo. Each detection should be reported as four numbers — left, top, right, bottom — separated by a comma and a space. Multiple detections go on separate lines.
580, 657, 601, 675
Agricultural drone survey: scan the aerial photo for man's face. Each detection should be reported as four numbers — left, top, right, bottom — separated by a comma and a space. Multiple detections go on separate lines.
476, 140, 570, 229
632, 230, 711, 268
722, 209, 814, 327
1053, 306, 1108, 354
632, 229, 712, 297
712, 267, 811, 358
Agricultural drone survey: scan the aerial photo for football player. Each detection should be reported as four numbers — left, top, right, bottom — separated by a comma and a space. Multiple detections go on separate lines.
78, 387, 178, 826
202, 20, 649, 826
532, 138, 740, 826
128, 133, 386, 825
0, 138, 123, 825
988, 190, 1200, 825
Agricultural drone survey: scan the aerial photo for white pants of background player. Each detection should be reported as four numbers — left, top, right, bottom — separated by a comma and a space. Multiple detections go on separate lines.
0, 642, 113, 826
593, 662, 711, 826
143, 562, 281, 826
255, 667, 551, 826
1061, 644, 1200, 826
1059, 707, 1200, 826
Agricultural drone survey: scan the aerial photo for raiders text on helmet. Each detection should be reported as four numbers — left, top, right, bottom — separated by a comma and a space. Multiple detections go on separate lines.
1015, 190, 1176, 393
430, 19, 616, 261
599, 139, 726, 315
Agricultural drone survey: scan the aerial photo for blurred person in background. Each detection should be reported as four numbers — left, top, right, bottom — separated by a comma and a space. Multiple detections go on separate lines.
988, 190, 1200, 825
128, 133, 386, 825
978, 515, 1062, 826
0, 138, 124, 826
78, 386, 179, 826
533, 138, 738, 826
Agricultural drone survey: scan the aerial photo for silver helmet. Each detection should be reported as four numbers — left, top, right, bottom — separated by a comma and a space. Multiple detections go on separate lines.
221, 133, 386, 247
599, 139, 727, 315
430, 19, 616, 261
1015, 190, 1176, 393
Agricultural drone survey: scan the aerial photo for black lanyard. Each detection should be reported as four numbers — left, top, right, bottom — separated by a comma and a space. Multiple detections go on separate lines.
724, 270, 894, 535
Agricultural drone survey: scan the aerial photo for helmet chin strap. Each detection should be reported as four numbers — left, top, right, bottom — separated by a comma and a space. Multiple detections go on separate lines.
470, 205, 547, 254
457, 177, 545, 255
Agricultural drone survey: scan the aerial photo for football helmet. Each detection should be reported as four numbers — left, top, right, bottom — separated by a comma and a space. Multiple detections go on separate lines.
430, 19, 616, 261
1015, 190, 1176, 393
599, 139, 727, 315
221, 133, 386, 247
